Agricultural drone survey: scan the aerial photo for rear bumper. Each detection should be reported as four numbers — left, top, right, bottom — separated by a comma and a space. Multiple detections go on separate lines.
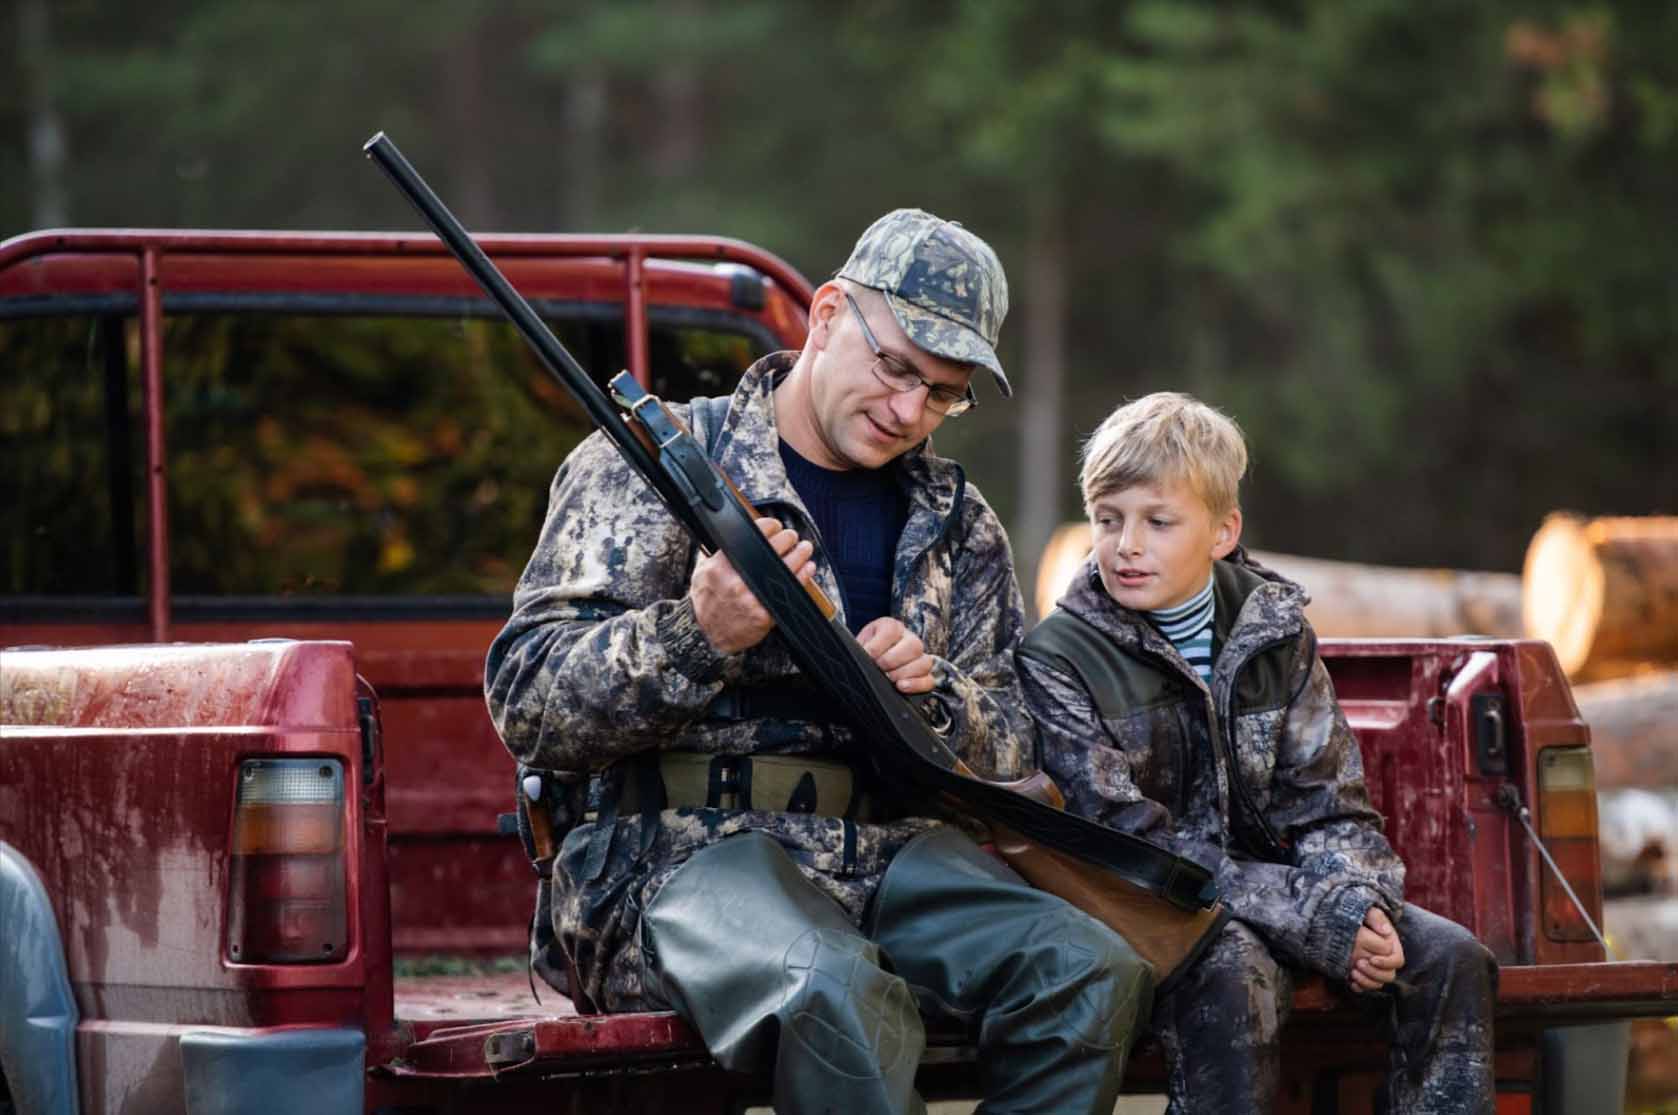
1497, 961, 1678, 1024
181, 1028, 363, 1115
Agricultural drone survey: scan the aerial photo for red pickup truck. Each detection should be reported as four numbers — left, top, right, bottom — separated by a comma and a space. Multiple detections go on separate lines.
3, 230, 1676, 1115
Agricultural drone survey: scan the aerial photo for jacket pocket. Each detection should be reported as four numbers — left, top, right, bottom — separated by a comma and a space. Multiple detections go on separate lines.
1098, 701, 1189, 810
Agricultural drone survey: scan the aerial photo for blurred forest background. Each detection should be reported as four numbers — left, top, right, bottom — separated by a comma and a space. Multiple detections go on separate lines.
6, 0, 1675, 598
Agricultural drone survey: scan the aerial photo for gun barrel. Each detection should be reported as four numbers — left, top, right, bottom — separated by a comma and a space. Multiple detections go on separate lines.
361, 132, 684, 528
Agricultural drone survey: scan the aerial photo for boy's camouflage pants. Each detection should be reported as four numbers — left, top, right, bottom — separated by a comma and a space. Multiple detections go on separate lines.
1151, 906, 1498, 1114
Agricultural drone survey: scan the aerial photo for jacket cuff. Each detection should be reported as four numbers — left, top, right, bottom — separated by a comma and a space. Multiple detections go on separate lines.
655, 597, 730, 684
919, 659, 958, 736
1304, 883, 1382, 980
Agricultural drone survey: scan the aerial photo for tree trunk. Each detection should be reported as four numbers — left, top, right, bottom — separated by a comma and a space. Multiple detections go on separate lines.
445, 11, 498, 228
1032, 522, 1522, 636
20, 0, 69, 227
1015, 192, 1067, 623
1575, 670, 1678, 789
560, 67, 607, 229
1523, 514, 1678, 680
649, 0, 702, 182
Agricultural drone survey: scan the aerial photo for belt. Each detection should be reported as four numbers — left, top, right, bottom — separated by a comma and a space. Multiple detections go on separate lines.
579, 752, 876, 883
701, 682, 846, 725
585, 753, 862, 819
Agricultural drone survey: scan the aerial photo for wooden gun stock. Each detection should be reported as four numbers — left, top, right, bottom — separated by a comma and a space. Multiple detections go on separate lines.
990, 824, 1227, 985
954, 769, 1224, 984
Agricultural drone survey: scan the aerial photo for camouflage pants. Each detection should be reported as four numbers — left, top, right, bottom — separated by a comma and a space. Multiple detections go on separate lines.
1151, 907, 1497, 1115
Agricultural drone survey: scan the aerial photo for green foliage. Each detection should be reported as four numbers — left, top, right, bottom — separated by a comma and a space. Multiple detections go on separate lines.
1098, 1, 1677, 564
5, 0, 1674, 572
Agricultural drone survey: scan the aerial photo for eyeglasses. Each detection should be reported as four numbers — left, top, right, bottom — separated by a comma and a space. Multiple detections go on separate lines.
843, 291, 977, 418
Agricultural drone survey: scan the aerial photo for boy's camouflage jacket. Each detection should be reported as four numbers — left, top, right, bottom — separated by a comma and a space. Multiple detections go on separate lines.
484, 352, 1034, 1010
1018, 551, 1406, 983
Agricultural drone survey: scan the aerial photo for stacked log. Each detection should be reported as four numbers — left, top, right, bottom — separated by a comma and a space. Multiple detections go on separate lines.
1584, 671, 1678, 899
1576, 671, 1678, 790
1522, 513, 1678, 681
1032, 522, 1522, 638
1245, 551, 1522, 638
1598, 789, 1678, 896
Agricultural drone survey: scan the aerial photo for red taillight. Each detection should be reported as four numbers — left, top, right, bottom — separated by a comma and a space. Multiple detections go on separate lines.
226, 758, 348, 964
1537, 747, 1603, 944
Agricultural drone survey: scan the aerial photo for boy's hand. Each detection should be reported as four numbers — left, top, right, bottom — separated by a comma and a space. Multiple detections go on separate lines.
1348, 906, 1405, 993
858, 617, 937, 694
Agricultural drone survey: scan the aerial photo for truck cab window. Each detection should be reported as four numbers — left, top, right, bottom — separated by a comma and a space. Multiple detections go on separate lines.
0, 314, 143, 599
158, 306, 768, 603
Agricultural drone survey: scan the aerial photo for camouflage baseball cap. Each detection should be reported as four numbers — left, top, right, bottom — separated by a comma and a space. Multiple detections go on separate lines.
837, 208, 1012, 398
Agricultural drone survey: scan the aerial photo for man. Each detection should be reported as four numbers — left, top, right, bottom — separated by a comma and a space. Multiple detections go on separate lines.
485, 209, 1150, 1114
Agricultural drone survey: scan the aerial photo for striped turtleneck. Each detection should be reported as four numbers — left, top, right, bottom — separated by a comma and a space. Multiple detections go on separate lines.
1146, 574, 1216, 684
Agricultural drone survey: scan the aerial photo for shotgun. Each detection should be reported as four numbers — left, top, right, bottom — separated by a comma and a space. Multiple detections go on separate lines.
363, 131, 1225, 984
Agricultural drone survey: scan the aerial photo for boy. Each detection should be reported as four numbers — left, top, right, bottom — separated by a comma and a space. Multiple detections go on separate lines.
1018, 392, 1497, 1114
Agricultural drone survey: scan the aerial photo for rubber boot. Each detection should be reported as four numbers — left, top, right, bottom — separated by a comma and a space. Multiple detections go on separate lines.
641, 831, 926, 1114
867, 826, 1153, 1115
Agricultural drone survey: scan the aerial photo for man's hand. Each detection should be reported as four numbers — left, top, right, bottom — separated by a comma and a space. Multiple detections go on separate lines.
690, 517, 816, 655
1348, 905, 1405, 992
857, 617, 937, 695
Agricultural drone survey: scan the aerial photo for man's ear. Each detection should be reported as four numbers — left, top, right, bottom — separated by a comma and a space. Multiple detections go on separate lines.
807, 282, 846, 350
1211, 506, 1243, 560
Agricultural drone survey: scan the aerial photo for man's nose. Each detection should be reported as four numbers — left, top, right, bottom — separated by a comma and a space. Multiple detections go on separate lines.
887, 384, 930, 427
1118, 523, 1142, 555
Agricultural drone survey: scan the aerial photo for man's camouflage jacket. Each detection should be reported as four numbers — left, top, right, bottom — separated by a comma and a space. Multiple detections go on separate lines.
485, 351, 1034, 1010
1018, 551, 1406, 983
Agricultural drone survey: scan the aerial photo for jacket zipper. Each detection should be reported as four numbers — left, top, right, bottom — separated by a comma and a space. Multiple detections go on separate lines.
1215, 632, 1296, 857
1120, 639, 1234, 839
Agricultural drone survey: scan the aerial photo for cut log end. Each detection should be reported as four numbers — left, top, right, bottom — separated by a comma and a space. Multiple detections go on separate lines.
1036, 522, 1094, 619
1523, 513, 1605, 676
1523, 513, 1678, 680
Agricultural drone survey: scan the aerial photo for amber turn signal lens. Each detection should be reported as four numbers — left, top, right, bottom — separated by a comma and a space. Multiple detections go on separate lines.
1536, 746, 1603, 945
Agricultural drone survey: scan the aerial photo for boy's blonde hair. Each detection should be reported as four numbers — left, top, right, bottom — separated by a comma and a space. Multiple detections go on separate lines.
1080, 392, 1248, 518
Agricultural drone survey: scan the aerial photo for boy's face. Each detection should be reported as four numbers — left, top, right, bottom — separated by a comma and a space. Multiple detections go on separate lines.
1088, 476, 1242, 612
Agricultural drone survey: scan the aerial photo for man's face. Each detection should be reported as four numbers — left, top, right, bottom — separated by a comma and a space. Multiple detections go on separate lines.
805, 287, 974, 471
1088, 477, 1241, 612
